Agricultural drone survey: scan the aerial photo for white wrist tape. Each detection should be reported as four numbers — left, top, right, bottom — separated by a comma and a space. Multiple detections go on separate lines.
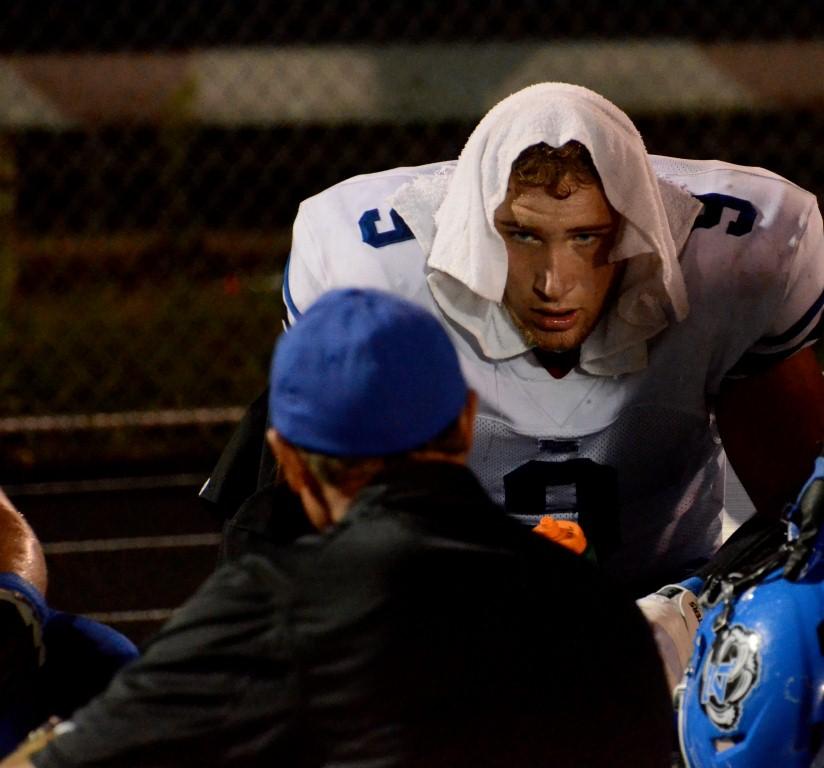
637, 584, 703, 693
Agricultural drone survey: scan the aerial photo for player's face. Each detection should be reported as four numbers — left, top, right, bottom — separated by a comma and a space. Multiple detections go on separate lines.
495, 177, 621, 353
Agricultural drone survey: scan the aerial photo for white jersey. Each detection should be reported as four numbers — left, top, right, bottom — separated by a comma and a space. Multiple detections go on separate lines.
283, 157, 824, 591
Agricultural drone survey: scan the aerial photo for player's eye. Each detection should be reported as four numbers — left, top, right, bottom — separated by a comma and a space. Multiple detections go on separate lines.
507, 228, 541, 244
572, 232, 598, 245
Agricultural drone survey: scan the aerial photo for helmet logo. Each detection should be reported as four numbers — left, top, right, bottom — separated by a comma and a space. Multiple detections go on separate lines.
700, 624, 761, 730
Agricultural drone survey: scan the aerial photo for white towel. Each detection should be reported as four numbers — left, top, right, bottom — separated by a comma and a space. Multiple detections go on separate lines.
391, 82, 702, 375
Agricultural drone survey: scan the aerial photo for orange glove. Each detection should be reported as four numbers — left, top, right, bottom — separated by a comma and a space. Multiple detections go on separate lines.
532, 515, 588, 556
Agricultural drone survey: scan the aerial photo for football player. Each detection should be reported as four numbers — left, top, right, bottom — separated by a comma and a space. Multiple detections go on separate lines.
204, 82, 824, 603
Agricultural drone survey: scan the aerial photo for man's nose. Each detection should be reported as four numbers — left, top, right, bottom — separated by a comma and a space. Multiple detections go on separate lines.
533, 248, 572, 300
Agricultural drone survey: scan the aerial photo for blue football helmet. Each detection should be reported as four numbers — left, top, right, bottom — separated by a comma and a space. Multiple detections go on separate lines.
678, 454, 824, 768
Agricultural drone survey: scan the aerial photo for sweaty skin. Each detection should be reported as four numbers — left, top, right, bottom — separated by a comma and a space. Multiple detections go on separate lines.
495, 177, 622, 375
0, 487, 46, 594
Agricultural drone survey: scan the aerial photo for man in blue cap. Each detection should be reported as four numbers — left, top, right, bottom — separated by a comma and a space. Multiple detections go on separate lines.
6, 288, 672, 768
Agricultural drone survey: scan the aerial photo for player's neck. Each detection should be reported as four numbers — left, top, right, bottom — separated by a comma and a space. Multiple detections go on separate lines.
534, 348, 580, 379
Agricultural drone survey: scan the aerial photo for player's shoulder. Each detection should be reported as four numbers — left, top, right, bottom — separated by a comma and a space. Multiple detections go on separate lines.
299, 160, 455, 216
286, 161, 452, 318
651, 154, 817, 216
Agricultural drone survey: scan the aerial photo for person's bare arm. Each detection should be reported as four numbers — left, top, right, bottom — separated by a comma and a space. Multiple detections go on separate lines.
0, 487, 47, 594
716, 346, 824, 519
0, 716, 66, 767
0, 755, 35, 767
1, 746, 41, 767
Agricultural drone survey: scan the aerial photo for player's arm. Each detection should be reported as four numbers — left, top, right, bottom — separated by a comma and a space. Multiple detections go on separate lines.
692, 348, 818, 606
0, 720, 65, 768
0, 488, 46, 595
644, 190, 824, 685
1, 754, 35, 767
715, 189, 824, 520
715, 345, 824, 519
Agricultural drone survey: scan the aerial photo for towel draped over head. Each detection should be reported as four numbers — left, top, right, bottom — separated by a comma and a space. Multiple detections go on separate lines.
390, 82, 702, 376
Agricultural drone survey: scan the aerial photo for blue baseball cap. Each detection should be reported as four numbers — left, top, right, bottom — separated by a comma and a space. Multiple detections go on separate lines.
269, 288, 468, 456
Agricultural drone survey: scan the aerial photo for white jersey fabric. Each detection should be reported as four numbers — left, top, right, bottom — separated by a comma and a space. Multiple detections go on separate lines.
283, 157, 824, 592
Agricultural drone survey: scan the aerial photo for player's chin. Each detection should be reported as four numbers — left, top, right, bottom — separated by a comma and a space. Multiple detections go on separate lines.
531, 327, 587, 354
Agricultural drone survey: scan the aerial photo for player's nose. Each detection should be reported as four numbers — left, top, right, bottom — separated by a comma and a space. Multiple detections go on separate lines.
533, 248, 573, 300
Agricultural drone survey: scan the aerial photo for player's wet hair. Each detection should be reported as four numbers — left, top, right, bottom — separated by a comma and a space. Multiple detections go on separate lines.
286, 412, 470, 493
511, 140, 601, 199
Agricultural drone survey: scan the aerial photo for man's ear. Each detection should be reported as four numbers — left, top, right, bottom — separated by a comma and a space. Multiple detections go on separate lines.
267, 428, 305, 495
266, 428, 336, 531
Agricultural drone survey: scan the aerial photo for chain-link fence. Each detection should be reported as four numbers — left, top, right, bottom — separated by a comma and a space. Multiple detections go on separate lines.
2, 1, 823, 482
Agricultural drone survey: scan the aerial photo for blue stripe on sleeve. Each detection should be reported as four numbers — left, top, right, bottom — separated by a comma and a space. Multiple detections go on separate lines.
726, 313, 824, 378
281, 256, 302, 324
757, 285, 824, 348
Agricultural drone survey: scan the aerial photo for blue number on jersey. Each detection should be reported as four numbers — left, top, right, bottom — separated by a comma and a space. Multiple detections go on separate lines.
692, 193, 757, 237
359, 208, 415, 248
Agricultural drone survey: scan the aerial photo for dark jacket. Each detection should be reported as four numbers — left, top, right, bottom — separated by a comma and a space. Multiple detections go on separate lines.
35, 462, 672, 767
